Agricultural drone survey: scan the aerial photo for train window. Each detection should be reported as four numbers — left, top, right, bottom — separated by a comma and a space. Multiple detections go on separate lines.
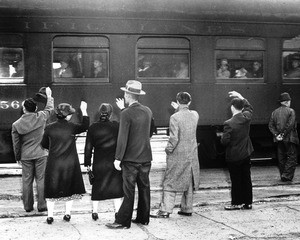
215, 38, 265, 81
137, 38, 190, 81
53, 36, 109, 83
282, 37, 300, 79
0, 35, 24, 84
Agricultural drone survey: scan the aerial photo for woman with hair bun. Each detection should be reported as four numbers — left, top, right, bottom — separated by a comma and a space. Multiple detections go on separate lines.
84, 103, 123, 221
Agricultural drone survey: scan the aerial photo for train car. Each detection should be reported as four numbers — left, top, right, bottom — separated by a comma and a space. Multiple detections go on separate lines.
0, 0, 300, 167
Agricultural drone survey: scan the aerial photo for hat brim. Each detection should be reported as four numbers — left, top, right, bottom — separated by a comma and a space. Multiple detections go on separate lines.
120, 87, 146, 95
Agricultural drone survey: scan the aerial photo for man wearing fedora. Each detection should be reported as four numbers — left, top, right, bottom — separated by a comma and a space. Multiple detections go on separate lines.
11, 87, 54, 213
106, 80, 155, 229
269, 92, 299, 182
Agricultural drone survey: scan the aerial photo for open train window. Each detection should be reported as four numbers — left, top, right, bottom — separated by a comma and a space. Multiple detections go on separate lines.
282, 37, 300, 81
53, 36, 109, 83
215, 38, 265, 83
0, 35, 24, 84
137, 38, 190, 82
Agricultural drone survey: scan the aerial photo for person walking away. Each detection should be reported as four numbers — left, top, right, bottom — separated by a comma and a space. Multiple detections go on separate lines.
41, 101, 89, 224
84, 103, 123, 221
268, 92, 299, 182
105, 80, 155, 229
11, 87, 54, 213
150, 92, 200, 218
220, 91, 254, 210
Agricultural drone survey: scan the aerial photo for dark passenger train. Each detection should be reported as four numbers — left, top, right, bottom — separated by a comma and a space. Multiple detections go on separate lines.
0, 0, 300, 167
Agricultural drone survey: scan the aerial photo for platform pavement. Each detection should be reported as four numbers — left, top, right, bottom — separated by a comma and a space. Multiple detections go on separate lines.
2, 136, 300, 239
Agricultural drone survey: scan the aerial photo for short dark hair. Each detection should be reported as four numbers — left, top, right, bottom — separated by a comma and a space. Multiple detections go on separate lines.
23, 98, 37, 112
176, 92, 191, 104
231, 98, 244, 110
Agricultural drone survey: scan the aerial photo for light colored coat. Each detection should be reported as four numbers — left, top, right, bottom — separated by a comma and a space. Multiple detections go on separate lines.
163, 105, 200, 191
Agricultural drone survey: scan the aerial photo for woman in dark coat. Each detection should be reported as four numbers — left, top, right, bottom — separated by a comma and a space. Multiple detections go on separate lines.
84, 103, 123, 221
41, 101, 89, 224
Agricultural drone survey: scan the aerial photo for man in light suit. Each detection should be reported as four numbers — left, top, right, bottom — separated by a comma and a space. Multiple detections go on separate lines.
150, 92, 200, 218
221, 91, 254, 210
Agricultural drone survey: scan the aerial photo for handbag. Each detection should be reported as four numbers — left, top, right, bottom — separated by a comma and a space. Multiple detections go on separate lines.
87, 167, 94, 185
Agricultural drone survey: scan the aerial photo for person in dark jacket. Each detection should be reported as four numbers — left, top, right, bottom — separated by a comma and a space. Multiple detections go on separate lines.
84, 103, 123, 221
106, 80, 155, 229
268, 92, 299, 182
11, 87, 54, 213
41, 101, 89, 224
220, 91, 254, 211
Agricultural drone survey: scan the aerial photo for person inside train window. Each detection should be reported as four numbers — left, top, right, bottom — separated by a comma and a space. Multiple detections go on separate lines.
285, 59, 300, 78
93, 59, 105, 78
53, 57, 73, 78
138, 60, 160, 77
246, 61, 263, 78
12, 61, 24, 78
70, 52, 84, 78
234, 68, 248, 78
175, 60, 189, 78
216, 59, 230, 78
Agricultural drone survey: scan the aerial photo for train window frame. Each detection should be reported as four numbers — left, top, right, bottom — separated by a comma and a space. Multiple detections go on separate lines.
0, 35, 24, 84
136, 37, 190, 83
215, 38, 265, 84
52, 36, 109, 84
282, 37, 300, 83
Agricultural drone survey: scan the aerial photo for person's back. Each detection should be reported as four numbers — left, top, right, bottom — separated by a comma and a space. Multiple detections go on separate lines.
169, 108, 198, 155
119, 102, 153, 162
11, 87, 53, 213
221, 96, 254, 162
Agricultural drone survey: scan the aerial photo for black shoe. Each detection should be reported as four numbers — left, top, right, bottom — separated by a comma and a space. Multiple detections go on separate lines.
25, 208, 33, 213
38, 208, 48, 212
178, 211, 192, 216
105, 222, 129, 229
46, 217, 54, 224
92, 213, 99, 221
63, 214, 71, 222
242, 204, 252, 210
131, 219, 149, 225
224, 205, 243, 210
150, 210, 170, 218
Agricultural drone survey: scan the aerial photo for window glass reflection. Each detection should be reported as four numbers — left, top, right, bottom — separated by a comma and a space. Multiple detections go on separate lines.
215, 50, 263, 79
53, 50, 108, 79
0, 48, 24, 80
138, 52, 189, 79
283, 52, 300, 78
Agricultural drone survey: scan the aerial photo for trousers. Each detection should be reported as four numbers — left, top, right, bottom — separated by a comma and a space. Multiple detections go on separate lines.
227, 157, 253, 205
116, 161, 151, 227
160, 176, 193, 213
277, 141, 298, 181
21, 157, 47, 211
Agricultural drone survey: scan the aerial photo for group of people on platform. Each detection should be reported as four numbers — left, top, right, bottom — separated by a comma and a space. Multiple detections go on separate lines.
11, 80, 298, 229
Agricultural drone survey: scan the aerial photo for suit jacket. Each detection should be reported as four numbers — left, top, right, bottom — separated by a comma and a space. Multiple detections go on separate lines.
221, 99, 254, 162
115, 102, 155, 163
163, 105, 200, 191
268, 105, 299, 145
11, 96, 54, 161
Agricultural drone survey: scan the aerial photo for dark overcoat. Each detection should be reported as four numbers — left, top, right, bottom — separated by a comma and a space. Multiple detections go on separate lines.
84, 120, 123, 200
221, 99, 254, 162
41, 116, 89, 198
163, 105, 200, 191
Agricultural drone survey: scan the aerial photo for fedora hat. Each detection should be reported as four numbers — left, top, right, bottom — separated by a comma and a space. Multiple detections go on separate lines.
279, 92, 291, 102
34, 87, 47, 101
121, 80, 146, 95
